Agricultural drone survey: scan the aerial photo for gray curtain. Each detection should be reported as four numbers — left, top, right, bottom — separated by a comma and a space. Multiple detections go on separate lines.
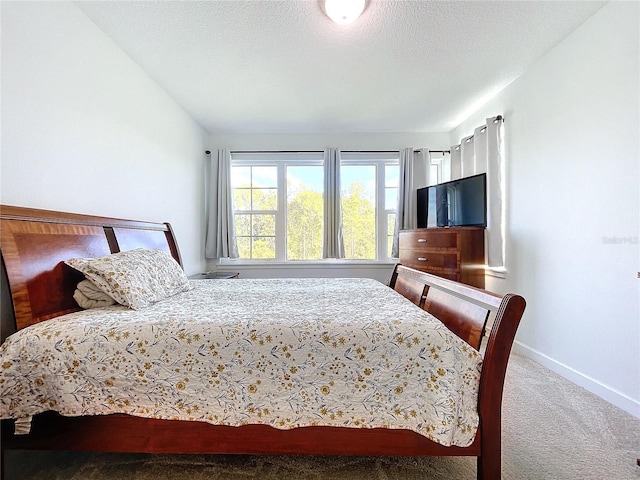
449, 116, 505, 269
482, 117, 505, 269
322, 148, 345, 258
205, 148, 238, 259
450, 144, 462, 180
460, 134, 475, 178
391, 148, 430, 258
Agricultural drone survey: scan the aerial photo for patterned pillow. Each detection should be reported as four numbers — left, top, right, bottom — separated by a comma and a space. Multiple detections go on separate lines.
65, 249, 191, 310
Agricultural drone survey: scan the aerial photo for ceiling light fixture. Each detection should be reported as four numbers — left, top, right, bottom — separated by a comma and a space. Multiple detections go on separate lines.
324, 0, 366, 25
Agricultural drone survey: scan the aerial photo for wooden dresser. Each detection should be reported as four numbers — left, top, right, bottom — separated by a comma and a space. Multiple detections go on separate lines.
398, 227, 485, 288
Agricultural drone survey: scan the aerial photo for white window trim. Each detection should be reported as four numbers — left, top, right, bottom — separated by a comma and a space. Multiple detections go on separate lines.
430, 154, 445, 185
221, 150, 400, 266
340, 152, 399, 262
229, 152, 324, 263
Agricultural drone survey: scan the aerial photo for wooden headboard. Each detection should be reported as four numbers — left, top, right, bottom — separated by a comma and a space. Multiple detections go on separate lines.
0, 205, 182, 341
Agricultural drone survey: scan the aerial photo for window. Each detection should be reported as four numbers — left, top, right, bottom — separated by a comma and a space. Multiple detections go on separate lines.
231, 165, 278, 259
340, 153, 399, 260
229, 151, 400, 263
227, 151, 447, 263
231, 153, 324, 262
286, 165, 324, 260
385, 164, 400, 258
429, 152, 445, 185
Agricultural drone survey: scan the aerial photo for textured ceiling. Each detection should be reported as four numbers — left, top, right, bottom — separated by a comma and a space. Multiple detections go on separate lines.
75, 0, 606, 134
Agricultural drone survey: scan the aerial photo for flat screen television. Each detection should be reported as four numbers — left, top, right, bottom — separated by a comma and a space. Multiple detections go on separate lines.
417, 173, 486, 228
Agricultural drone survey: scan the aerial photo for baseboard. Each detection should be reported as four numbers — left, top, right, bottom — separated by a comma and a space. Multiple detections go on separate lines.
513, 341, 640, 419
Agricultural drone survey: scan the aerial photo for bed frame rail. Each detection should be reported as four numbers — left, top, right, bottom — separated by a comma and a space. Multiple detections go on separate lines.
390, 264, 501, 350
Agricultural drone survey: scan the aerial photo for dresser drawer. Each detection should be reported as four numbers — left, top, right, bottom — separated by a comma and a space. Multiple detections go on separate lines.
398, 251, 459, 270
399, 230, 458, 249
398, 227, 485, 288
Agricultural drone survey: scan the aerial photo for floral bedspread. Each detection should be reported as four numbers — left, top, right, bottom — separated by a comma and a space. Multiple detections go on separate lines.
0, 278, 482, 447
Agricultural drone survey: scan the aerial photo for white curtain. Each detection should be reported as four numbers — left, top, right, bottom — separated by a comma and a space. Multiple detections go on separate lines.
322, 148, 345, 259
473, 123, 488, 174
391, 147, 430, 258
205, 148, 238, 259
483, 118, 505, 269
450, 144, 462, 180
460, 134, 475, 178
450, 116, 505, 268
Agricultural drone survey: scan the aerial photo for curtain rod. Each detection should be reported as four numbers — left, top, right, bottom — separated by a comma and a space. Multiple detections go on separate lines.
204, 117, 504, 155
205, 149, 450, 155
453, 115, 504, 149
343, 150, 450, 154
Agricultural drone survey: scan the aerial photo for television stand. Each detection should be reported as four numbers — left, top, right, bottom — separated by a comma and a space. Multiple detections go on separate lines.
398, 227, 485, 288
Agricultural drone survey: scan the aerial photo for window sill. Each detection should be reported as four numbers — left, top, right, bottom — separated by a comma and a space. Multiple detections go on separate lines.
216, 260, 397, 269
485, 266, 507, 279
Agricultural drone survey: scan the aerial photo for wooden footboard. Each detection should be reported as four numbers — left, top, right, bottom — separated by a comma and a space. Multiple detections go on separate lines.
390, 264, 526, 479
0, 206, 526, 480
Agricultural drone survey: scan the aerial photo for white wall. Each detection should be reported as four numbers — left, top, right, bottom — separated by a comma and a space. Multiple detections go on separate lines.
1, 1, 208, 275
209, 132, 449, 152
207, 131, 450, 280
452, 1, 639, 417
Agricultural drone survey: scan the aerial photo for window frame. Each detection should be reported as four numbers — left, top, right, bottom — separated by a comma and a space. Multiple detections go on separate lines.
222, 150, 443, 265
231, 164, 279, 260
228, 152, 325, 263
339, 152, 399, 262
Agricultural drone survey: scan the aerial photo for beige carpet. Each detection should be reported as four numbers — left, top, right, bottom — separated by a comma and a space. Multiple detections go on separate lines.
4, 354, 640, 479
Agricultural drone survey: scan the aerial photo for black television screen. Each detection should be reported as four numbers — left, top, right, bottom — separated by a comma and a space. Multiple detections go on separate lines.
417, 173, 486, 228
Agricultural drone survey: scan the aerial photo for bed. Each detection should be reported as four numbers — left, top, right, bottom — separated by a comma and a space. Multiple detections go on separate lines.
0, 205, 526, 479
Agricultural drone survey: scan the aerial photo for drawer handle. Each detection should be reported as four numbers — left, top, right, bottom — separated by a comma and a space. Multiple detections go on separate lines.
417, 257, 428, 262
417, 239, 427, 243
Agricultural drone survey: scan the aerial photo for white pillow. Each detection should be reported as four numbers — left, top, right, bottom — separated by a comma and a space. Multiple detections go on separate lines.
65, 249, 191, 310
